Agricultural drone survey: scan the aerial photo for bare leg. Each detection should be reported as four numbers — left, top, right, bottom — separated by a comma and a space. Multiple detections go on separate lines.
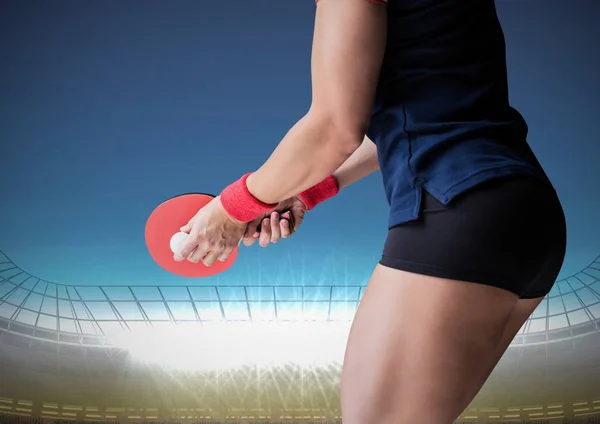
463, 296, 544, 403
340, 264, 540, 424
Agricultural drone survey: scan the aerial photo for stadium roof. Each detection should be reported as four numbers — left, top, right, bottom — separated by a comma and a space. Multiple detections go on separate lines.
1, 250, 599, 347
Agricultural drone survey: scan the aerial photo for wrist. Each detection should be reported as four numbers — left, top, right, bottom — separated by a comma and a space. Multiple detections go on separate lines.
220, 173, 278, 222
298, 175, 339, 210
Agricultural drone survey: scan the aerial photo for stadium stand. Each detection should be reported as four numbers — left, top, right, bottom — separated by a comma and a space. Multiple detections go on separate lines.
2, 412, 600, 423
1, 252, 599, 345
1, 251, 599, 424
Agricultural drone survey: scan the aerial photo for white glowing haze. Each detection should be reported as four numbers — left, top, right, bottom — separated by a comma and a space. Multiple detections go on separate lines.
110, 322, 351, 370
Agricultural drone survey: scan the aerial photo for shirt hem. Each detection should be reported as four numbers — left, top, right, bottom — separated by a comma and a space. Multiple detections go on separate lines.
387, 165, 551, 229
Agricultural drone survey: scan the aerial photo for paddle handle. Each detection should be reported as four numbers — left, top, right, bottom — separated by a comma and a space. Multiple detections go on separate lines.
170, 211, 295, 253
256, 210, 295, 233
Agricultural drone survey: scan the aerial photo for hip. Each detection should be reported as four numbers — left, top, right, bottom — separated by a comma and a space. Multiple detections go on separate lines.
379, 175, 567, 298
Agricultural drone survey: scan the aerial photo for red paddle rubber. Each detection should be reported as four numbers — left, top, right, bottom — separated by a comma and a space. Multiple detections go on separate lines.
145, 193, 293, 277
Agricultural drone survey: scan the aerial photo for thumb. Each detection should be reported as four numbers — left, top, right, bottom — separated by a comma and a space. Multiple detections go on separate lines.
180, 221, 192, 233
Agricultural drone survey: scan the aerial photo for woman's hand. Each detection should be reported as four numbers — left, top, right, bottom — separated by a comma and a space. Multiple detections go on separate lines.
174, 196, 247, 266
243, 196, 307, 247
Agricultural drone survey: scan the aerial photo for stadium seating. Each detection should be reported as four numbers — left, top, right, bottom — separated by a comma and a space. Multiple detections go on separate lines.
1, 251, 599, 424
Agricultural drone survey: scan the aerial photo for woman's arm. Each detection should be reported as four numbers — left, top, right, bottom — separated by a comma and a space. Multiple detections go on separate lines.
246, 0, 387, 204
333, 136, 379, 190
244, 135, 379, 247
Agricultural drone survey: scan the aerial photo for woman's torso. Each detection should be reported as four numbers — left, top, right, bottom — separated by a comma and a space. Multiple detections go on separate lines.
367, 0, 551, 228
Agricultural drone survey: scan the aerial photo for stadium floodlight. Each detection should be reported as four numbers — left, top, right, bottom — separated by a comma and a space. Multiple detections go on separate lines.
109, 321, 351, 371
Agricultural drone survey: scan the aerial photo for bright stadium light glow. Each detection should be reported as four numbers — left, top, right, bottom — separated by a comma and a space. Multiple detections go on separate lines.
109, 322, 351, 371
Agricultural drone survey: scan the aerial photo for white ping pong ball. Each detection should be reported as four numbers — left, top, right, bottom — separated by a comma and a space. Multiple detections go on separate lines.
170, 232, 189, 254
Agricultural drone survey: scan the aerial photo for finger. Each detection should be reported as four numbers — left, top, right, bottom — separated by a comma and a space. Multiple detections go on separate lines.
245, 220, 259, 239
243, 234, 258, 247
259, 217, 271, 247
243, 233, 259, 247
280, 211, 293, 227
188, 242, 210, 263
180, 245, 198, 263
270, 212, 281, 243
244, 224, 253, 238
202, 250, 221, 267
218, 245, 236, 262
179, 217, 195, 234
243, 221, 259, 246
280, 219, 292, 238
175, 232, 200, 261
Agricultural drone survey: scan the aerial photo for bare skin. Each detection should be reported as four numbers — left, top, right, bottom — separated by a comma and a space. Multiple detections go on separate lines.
173, 1, 544, 421
243, 136, 379, 248
250, 137, 543, 423
340, 266, 543, 424
175, 0, 386, 266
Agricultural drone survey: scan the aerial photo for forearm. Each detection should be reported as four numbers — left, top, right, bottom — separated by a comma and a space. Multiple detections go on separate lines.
243, 0, 386, 207
332, 136, 379, 190
246, 111, 361, 204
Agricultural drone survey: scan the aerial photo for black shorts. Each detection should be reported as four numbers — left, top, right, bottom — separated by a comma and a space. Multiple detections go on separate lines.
379, 176, 567, 299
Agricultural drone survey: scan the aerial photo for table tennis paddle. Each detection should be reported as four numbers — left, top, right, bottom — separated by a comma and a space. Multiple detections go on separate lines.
145, 193, 293, 277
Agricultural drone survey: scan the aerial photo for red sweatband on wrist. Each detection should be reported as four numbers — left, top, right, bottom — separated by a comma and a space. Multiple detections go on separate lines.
220, 173, 278, 222
298, 175, 339, 210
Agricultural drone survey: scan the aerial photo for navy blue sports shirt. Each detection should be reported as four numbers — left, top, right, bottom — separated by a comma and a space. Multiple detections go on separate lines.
317, 0, 551, 228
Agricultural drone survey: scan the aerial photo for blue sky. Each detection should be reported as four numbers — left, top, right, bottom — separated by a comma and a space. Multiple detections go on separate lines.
1, 0, 599, 287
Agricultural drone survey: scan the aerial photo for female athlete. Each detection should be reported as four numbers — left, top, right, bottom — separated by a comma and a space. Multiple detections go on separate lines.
174, 1, 567, 423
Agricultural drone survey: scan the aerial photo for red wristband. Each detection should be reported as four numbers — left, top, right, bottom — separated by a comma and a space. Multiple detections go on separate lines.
298, 175, 339, 210
220, 173, 278, 222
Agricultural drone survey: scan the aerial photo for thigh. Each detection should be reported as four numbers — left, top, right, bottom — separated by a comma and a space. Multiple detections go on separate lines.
465, 296, 544, 402
340, 264, 520, 424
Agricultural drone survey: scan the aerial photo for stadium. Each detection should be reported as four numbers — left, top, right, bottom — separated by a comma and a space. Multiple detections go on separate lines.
1, 250, 599, 424
2, 1, 599, 423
